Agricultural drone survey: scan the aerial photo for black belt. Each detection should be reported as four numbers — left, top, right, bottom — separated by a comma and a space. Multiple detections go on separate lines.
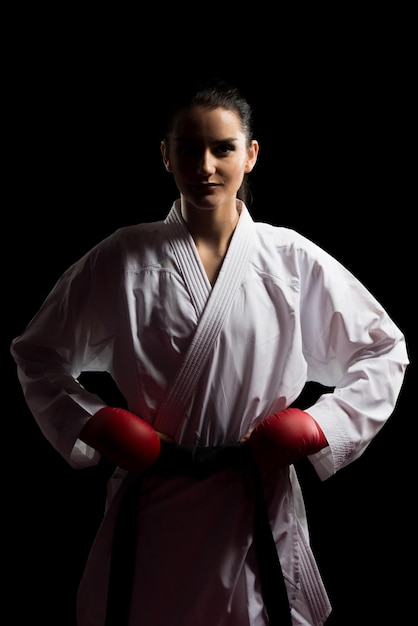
105, 443, 292, 626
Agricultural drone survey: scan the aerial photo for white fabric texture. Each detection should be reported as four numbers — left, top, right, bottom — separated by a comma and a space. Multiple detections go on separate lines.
11, 201, 409, 625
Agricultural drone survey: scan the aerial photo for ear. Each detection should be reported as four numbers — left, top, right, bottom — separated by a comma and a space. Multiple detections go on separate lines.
161, 140, 173, 172
244, 140, 259, 173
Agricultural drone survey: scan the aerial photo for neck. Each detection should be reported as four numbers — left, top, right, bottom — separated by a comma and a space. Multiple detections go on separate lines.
179, 198, 240, 248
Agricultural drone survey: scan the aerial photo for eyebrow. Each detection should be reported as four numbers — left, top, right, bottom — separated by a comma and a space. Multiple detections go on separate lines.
174, 137, 239, 144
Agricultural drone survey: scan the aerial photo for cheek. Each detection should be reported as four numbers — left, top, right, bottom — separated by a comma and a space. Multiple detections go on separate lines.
170, 158, 193, 178
230, 159, 249, 183
170, 168, 192, 194
167, 160, 186, 183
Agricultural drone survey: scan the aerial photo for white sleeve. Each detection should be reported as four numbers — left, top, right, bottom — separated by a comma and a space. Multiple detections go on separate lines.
297, 242, 409, 479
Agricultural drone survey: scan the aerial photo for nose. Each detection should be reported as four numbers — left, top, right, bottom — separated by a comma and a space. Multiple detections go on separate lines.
197, 150, 216, 176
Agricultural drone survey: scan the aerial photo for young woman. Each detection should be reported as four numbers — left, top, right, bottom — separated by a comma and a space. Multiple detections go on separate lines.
10, 78, 409, 625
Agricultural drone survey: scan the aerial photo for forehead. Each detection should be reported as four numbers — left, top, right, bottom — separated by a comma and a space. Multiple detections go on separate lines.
170, 105, 245, 141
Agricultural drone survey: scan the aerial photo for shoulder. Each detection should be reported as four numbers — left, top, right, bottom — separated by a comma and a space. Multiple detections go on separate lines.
87, 220, 169, 268
249, 220, 358, 293
253, 221, 336, 266
104, 220, 166, 247
254, 222, 323, 253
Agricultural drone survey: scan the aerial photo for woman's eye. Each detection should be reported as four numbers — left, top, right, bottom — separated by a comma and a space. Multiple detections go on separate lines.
217, 143, 235, 154
176, 143, 235, 157
178, 145, 198, 156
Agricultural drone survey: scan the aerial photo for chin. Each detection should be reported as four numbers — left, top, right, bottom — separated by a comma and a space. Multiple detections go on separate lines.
187, 197, 221, 211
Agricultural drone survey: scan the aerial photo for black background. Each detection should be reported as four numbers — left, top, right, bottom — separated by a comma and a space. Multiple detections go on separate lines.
6, 10, 415, 626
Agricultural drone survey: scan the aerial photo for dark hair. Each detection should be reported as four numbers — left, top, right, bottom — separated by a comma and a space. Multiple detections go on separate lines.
163, 77, 255, 205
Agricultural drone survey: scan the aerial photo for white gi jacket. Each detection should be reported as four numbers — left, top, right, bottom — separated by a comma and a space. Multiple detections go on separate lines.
10, 201, 409, 626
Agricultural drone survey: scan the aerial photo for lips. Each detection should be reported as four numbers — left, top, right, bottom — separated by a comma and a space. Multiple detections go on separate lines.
191, 183, 220, 191
193, 184, 220, 194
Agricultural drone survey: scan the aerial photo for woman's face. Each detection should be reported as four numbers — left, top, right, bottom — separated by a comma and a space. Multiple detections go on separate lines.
161, 105, 258, 212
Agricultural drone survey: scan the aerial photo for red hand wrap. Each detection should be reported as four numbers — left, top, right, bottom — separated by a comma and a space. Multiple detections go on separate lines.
249, 408, 327, 470
81, 406, 161, 471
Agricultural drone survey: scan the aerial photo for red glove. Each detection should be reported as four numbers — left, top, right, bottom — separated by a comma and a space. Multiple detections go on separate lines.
248, 408, 327, 471
80, 407, 161, 472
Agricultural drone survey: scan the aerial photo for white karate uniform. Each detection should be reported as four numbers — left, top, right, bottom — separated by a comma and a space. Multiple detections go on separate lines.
10, 201, 409, 626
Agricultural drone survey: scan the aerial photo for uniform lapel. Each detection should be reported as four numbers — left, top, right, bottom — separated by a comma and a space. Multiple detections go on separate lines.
154, 200, 255, 437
